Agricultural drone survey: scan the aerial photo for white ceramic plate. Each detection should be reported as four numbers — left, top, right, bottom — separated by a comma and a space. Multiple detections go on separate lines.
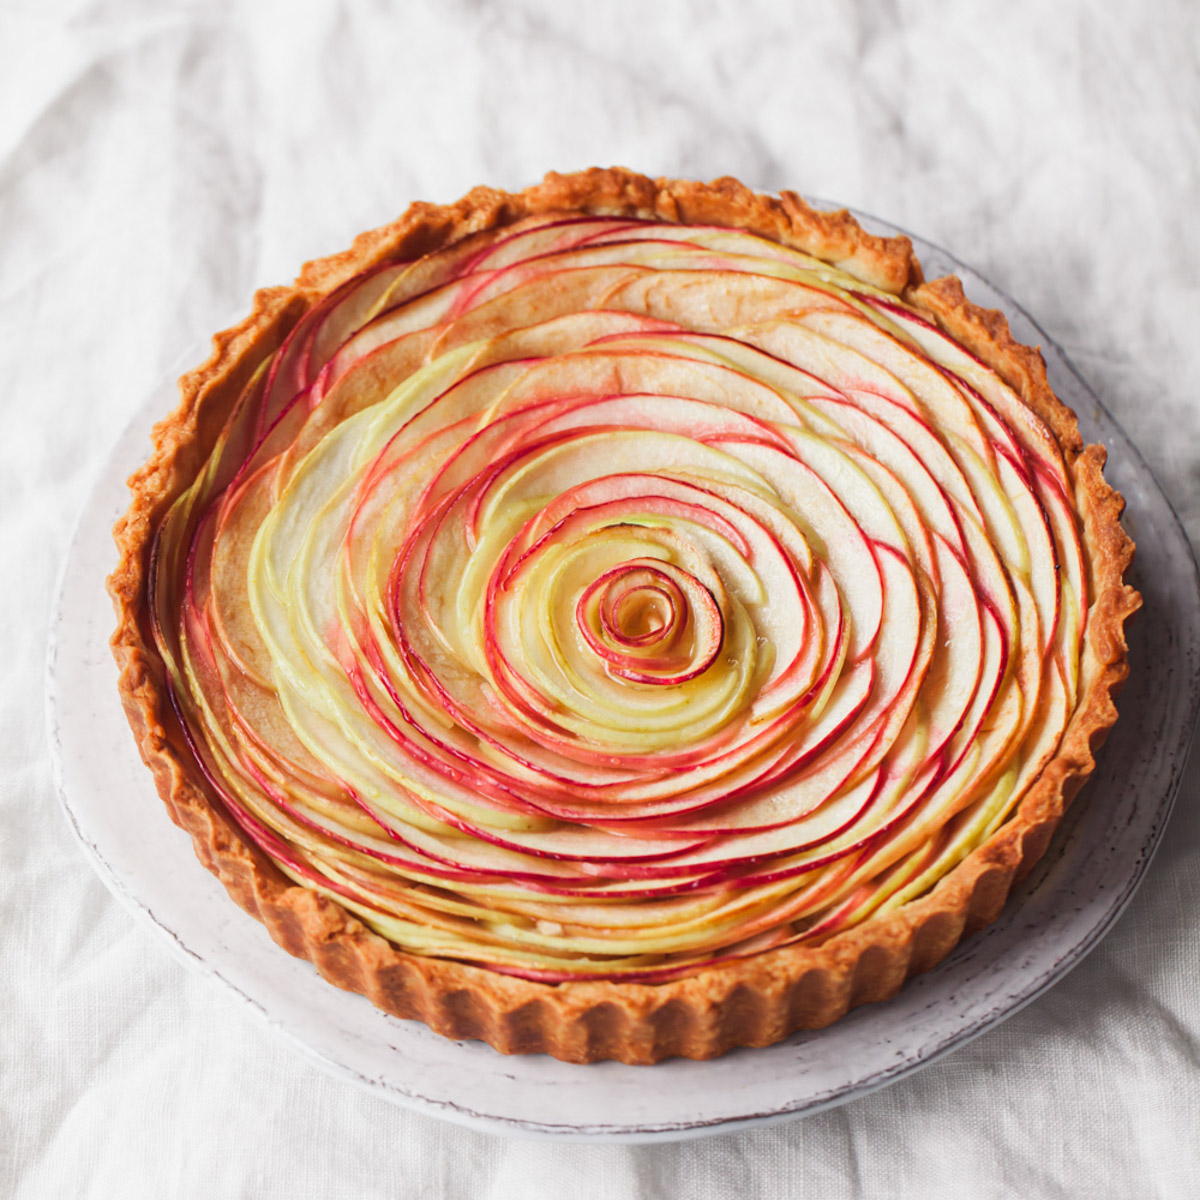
47, 208, 1200, 1142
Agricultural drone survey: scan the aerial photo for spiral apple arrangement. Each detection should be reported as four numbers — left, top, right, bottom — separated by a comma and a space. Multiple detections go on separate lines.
151, 214, 1086, 983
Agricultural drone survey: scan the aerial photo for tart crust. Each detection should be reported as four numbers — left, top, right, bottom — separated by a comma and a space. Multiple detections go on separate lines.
108, 169, 1140, 1064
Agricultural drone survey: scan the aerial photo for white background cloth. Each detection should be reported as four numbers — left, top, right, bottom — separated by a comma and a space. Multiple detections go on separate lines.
4, 1, 1199, 1196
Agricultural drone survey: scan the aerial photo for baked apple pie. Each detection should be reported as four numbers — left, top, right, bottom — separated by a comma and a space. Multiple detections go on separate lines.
109, 169, 1139, 1063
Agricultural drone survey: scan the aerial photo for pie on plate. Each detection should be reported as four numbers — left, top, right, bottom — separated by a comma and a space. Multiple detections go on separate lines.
109, 169, 1140, 1064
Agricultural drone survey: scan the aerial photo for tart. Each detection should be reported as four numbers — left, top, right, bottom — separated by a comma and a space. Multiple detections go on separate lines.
109, 169, 1140, 1064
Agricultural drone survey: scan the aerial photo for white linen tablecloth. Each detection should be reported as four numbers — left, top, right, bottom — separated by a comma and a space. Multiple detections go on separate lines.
4, 2, 1198, 1195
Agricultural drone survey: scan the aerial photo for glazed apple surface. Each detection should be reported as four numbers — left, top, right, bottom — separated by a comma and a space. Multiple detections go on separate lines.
148, 213, 1092, 984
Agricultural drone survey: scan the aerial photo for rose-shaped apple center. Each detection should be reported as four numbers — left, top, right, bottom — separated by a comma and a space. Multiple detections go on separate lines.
608, 585, 673, 644
578, 562, 724, 685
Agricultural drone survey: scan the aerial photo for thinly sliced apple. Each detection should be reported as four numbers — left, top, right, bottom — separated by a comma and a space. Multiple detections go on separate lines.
153, 207, 1093, 980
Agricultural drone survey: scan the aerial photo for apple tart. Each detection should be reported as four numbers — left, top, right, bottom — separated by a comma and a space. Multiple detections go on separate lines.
110, 169, 1139, 1063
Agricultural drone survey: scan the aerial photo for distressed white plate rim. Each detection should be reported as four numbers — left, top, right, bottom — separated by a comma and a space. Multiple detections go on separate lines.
46, 206, 1200, 1142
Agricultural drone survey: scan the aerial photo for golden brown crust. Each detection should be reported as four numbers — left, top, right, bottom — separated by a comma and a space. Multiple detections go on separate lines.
108, 168, 1139, 1063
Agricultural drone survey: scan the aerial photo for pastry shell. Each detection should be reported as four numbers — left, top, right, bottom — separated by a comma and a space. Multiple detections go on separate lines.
108, 169, 1140, 1064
